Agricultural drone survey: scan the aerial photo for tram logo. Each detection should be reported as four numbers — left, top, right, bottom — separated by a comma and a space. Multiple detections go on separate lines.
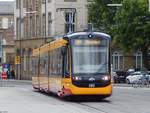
89, 77, 95, 81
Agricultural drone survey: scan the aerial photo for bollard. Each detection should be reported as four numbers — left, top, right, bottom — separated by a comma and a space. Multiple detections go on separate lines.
1, 72, 7, 80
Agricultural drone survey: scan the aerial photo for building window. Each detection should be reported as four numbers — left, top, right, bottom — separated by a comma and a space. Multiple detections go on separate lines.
48, 12, 52, 36
22, 50, 26, 71
16, 0, 20, 9
112, 52, 124, 71
29, 16, 33, 37
16, 18, 20, 39
36, 15, 40, 36
65, 12, 75, 33
48, 0, 51, 3
23, 0, 27, 8
0, 19, 2, 28
42, 14, 46, 37
28, 49, 32, 72
135, 51, 142, 68
23, 18, 27, 38
8, 18, 14, 28
36, 0, 39, 11
42, 0, 46, 4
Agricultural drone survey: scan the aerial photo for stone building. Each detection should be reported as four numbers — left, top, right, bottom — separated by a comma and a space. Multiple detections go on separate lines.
0, 1, 15, 65
14, 0, 88, 80
15, 0, 149, 80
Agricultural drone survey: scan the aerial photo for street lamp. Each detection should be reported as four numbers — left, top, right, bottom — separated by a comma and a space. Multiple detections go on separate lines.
107, 4, 122, 7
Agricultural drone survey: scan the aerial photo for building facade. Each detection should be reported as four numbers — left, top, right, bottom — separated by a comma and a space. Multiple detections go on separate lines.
14, 0, 88, 80
111, 48, 144, 72
0, 2, 15, 66
15, 0, 149, 80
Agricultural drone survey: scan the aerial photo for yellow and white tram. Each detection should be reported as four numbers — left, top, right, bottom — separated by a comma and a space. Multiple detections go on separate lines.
32, 32, 112, 98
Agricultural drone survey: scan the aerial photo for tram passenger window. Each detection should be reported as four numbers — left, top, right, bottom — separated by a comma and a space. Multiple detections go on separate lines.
57, 48, 63, 76
35, 58, 39, 75
66, 48, 69, 74
49, 52, 51, 76
44, 54, 48, 75
49, 51, 52, 75
56, 51, 58, 75
53, 51, 56, 75
52, 51, 55, 75
39, 53, 48, 76
62, 47, 70, 78
32, 57, 34, 75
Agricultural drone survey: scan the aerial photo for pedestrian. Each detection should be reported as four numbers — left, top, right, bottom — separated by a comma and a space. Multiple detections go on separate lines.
6, 70, 10, 79
11, 69, 15, 79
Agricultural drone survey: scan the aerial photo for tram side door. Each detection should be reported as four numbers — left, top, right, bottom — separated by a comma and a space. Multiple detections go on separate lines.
62, 47, 70, 83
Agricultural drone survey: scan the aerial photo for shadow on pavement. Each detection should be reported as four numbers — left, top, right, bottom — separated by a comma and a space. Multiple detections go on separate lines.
33, 89, 112, 103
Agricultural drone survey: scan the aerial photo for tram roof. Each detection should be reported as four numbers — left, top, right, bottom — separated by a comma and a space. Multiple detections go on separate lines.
64, 32, 111, 39
32, 38, 68, 56
32, 32, 111, 56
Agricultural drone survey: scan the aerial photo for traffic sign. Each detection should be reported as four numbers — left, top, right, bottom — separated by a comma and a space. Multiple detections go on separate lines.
15, 56, 20, 64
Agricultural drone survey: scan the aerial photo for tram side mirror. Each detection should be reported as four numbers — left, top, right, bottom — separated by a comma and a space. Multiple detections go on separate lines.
64, 72, 70, 78
61, 47, 67, 55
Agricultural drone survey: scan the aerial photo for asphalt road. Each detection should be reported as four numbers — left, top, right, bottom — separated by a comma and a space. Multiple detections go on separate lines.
0, 80, 150, 113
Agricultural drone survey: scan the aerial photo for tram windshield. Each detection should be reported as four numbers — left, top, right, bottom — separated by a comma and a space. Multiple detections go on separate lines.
72, 38, 109, 74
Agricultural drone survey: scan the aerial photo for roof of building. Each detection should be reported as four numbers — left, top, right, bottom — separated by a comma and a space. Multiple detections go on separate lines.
0, 1, 14, 15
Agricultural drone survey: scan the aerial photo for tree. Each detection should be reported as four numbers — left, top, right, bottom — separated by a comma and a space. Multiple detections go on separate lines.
88, 0, 150, 69
113, 0, 150, 69
88, 0, 123, 32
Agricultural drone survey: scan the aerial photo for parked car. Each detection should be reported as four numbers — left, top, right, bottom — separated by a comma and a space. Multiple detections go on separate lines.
148, 71, 150, 75
126, 71, 150, 84
113, 71, 127, 83
112, 72, 117, 83
126, 68, 135, 73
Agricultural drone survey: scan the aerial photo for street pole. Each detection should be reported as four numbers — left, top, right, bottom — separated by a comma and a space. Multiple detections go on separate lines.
45, 0, 47, 43
107, 4, 122, 7
19, 0, 22, 80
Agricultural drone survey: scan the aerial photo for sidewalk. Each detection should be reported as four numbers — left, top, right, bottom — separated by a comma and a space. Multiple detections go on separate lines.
113, 83, 150, 89
113, 83, 131, 87
0, 79, 32, 87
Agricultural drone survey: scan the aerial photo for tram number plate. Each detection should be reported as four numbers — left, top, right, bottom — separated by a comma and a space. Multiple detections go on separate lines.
89, 83, 95, 88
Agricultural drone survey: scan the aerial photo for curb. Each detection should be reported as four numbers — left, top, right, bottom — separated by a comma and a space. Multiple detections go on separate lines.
0, 80, 32, 84
113, 84, 131, 87
113, 83, 150, 89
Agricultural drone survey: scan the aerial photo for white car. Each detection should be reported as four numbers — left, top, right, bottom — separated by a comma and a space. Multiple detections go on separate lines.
126, 71, 150, 84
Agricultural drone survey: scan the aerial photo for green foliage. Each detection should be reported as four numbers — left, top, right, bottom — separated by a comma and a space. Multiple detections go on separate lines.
113, 0, 150, 52
88, 0, 123, 32
88, 0, 150, 68
88, 0, 150, 50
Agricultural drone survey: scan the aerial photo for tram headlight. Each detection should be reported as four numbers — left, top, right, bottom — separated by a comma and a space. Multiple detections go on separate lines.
102, 76, 110, 81
72, 76, 82, 81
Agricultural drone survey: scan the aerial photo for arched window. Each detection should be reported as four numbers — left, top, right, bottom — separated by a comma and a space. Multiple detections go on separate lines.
134, 51, 142, 68
28, 48, 32, 72
16, 49, 20, 56
22, 49, 27, 71
112, 51, 124, 71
